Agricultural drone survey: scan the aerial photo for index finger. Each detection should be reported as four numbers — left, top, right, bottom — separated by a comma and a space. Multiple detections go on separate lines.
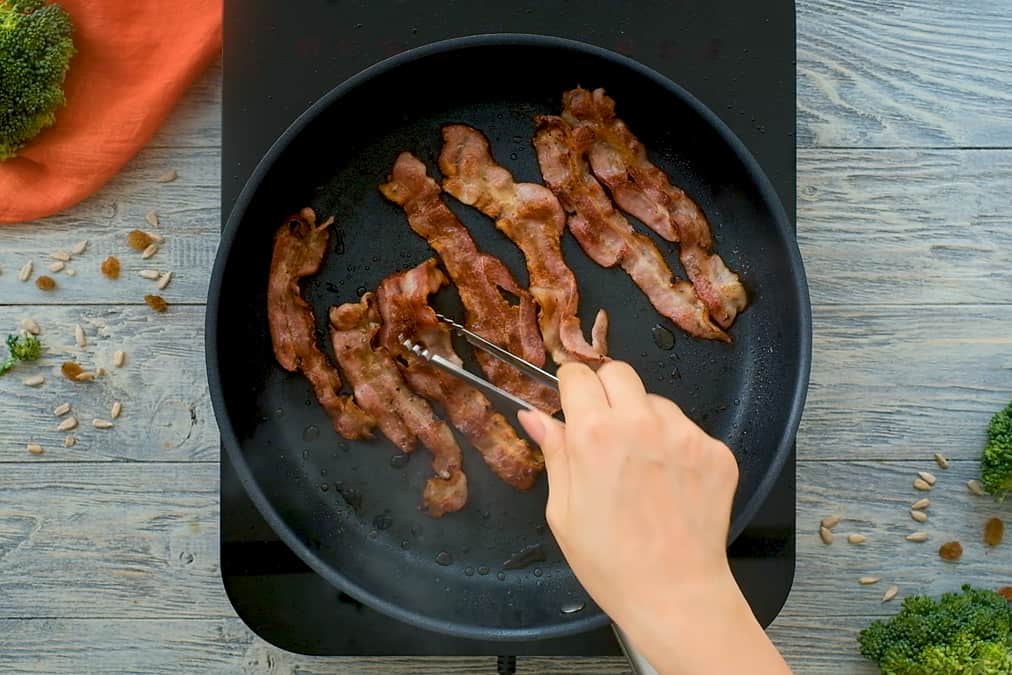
557, 362, 610, 421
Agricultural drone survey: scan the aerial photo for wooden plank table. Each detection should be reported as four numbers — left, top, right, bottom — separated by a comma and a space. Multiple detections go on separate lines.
2, 2, 1010, 672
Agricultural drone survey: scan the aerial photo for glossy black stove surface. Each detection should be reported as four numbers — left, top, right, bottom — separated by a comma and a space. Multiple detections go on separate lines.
221, 0, 796, 657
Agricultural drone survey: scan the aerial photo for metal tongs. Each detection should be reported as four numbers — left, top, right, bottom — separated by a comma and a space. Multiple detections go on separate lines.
401, 314, 659, 675
401, 313, 558, 412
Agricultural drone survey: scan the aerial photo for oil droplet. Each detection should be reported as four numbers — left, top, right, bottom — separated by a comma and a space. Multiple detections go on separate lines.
509, 152, 518, 160
496, 572, 506, 581
651, 324, 675, 350
373, 513, 394, 530
477, 566, 490, 576
356, 286, 367, 297
320, 468, 328, 477
302, 425, 320, 441
368, 530, 378, 540
435, 551, 453, 566
464, 566, 474, 576
480, 510, 491, 520
320, 483, 329, 491
274, 407, 285, 417
561, 601, 586, 614
389, 453, 411, 469
533, 568, 543, 577
400, 540, 410, 549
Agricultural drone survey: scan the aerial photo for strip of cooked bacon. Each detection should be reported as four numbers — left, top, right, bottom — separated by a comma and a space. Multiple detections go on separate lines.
376, 259, 545, 490
329, 294, 466, 517
534, 117, 728, 342
267, 208, 375, 439
439, 124, 608, 366
562, 87, 747, 329
379, 152, 561, 413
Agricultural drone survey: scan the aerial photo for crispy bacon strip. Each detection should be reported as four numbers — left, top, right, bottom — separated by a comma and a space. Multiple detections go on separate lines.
267, 208, 375, 439
329, 294, 466, 517
376, 259, 545, 491
439, 124, 608, 366
379, 152, 561, 413
534, 117, 728, 341
562, 87, 747, 328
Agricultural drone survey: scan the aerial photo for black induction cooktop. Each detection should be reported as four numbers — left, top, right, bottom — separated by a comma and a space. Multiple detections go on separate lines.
221, 0, 796, 659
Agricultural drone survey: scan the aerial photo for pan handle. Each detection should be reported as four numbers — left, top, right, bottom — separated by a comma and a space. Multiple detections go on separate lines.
612, 623, 660, 675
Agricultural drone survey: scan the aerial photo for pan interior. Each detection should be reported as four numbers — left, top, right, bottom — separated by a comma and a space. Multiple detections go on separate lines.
212, 40, 806, 639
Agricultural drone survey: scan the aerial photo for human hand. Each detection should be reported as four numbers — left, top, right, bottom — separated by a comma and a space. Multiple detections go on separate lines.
518, 361, 791, 675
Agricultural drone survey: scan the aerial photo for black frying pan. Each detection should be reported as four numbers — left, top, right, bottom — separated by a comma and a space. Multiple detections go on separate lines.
207, 34, 811, 641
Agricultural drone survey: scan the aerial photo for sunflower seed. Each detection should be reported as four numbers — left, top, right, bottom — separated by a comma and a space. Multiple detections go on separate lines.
71, 240, 89, 255
141, 244, 158, 259
113, 350, 125, 367
911, 498, 931, 510
933, 453, 949, 469
75, 324, 87, 347
53, 402, 71, 416
74, 371, 97, 382
156, 271, 172, 290
20, 318, 41, 334
138, 270, 160, 280
92, 419, 113, 429
48, 261, 65, 273
17, 260, 32, 282
821, 515, 842, 530
64, 435, 76, 448
145, 210, 159, 227
918, 471, 937, 486
913, 478, 932, 491
50, 250, 71, 262
111, 401, 122, 419
911, 510, 928, 523
57, 416, 78, 432
27, 443, 43, 455
967, 479, 986, 496
882, 586, 899, 602
145, 230, 164, 244
23, 375, 44, 386
906, 532, 929, 542
819, 527, 834, 545
156, 169, 178, 183
859, 576, 881, 585
96, 367, 107, 377
847, 534, 867, 544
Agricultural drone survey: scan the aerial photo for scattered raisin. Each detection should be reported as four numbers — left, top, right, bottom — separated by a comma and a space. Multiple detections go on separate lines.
101, 256, 120, 279
61, 362, 83, 380
144, 294, 168, 313
997, 587, 1012, 601
127, 229, 154, 251
35, 275, 56, 290
938, 541, 963, 561
985, 517, 1005, 547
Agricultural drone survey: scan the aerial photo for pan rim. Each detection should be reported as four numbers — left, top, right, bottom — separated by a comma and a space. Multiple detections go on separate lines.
207, 32, 811, 641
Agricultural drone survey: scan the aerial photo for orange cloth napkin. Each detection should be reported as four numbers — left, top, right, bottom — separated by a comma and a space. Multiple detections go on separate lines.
0, 0, 222, 224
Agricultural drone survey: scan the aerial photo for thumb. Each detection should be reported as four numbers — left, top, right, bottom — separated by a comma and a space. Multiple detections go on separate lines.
517, 409, 568, 474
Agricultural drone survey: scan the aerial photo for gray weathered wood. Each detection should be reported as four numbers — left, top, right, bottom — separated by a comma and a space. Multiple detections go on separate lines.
0, 306, 216, 462
3, 3, 1012, 672
2, 462, 1005, 623
4, 148, 1011, 307
3, 305, 1005, 463
798, 0, 1012, 147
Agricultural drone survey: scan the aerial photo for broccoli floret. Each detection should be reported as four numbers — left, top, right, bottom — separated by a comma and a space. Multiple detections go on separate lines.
982, 400, 1012, 501
0, 332, 42, 374
858, 585, 1012, 675
0, 0, 76, 160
